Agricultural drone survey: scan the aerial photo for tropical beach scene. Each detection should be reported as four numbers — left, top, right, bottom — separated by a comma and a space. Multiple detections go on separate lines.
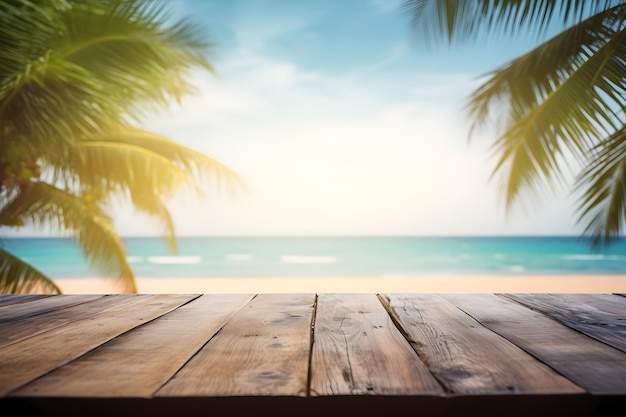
2, 0, 626, 295
2, 2, 626, 416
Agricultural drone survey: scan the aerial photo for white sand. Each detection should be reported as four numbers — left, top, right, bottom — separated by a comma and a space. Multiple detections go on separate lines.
55, 275, 626, 294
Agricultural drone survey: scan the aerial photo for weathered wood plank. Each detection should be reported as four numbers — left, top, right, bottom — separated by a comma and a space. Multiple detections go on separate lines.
0, 292, 623, 417
382, 293, 583, 395
157, 293, 315, 397
310, 293, 443, 396
501, 293, 626, 353
11, 294, 253, 398
0, 295, 53, 307
0, 294, 103, 323
446, 293, 626, 395
0, 295, 109, 349
0, 294, 197, 395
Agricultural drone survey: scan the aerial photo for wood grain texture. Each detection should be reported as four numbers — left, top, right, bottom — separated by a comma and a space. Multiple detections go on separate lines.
157, 293, 315, 397
0, 294, 196, 395
382, 294, 583, 395
0, 292, 624, 414
0, 295, 111, 349
0, 295, 52, 307
310, 293, 443, 396
501, 293, 626, 353
446, 293, 626, 395
0, 295, 103, 323
12, 294, 253, 398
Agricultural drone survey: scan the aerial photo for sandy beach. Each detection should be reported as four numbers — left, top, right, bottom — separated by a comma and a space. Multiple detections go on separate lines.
55, 275, 626, 294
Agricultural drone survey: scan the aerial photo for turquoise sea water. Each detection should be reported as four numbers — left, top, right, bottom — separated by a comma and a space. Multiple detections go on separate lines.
2, 236, 626, 278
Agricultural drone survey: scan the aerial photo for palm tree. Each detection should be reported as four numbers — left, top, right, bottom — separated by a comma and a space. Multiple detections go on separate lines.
0, 0, 243, 294
404, 0, 626, 246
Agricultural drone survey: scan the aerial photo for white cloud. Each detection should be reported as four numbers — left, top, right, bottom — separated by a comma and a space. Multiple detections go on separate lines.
230, 6, 322, 53
351, 43, 410, 76
218, 52, 322, 90
121, 29, 580, 237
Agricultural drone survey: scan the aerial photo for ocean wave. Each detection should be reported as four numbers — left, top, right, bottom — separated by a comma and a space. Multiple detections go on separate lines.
148, 256, 202, 264
225, 254, 253, 261
509, 265, 525, 272
126, 256, 143, 263
563, 254, 607, 261
282, 255, 337, 264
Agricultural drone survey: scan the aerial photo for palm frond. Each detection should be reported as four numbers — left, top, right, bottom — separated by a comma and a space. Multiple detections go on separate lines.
1, 53, 120, 151
404, 0, 626, 243
83, 127, 246, 194
1, 0, 243, 282
71, 139, 187, 253
1, 0, 213, 149
61, 140, 191, 194
131, 192, 178, 252
0, 247, 61, 294
57, 0, 213, 113
0, 0, 60, 81
0, 182, 136, 292
41, 130, 246, 252
576, 125, 626, 247
403, 0, 623, 45
468, 4, 626, 209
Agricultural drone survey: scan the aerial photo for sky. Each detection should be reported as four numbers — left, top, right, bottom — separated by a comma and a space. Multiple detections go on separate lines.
12, 0, 586, 237
120, 0, 585, 237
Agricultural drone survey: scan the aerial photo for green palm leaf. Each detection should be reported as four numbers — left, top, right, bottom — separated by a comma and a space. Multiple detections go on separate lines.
404, 0, 626, 243
65, 140, 188, 252
404, 0, 622, 44
56, 0, 212, 116
84, 127, 246, 193
0, 247, 61, 294
0, 182, 136, 293
576, 127, 626, 246
43, 129, 245, 252
1, 0, 243, 292
1, 0, 213, 148
473, 6, 626, 209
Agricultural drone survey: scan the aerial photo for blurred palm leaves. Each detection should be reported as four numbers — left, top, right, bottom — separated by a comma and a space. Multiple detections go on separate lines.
0, 0, 243, 293
404, 0, 626, 246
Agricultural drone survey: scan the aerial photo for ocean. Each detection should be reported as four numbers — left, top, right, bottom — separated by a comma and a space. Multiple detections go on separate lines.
2, 236, 626, 279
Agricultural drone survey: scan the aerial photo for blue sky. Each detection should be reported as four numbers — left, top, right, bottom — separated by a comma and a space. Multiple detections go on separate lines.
10, 0, 583, 237
120, 0, 583, 237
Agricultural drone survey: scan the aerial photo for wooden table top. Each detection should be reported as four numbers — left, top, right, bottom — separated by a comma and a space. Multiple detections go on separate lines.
0, 293, 625, 416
